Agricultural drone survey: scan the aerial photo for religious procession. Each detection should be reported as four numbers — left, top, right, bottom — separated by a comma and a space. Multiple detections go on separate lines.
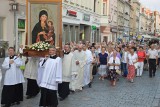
1, 0, 160, 107
0, 38, 160, 107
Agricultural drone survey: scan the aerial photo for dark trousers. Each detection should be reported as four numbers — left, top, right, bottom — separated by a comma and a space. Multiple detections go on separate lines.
26, 78, 40, 97
149, 59, 156, 77
58, 82, 70, 99
122, 62, 128, 76
1, 83, 23, 105
39, 88, 58, 107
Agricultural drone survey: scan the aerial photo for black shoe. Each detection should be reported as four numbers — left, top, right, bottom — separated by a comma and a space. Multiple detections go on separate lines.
70, 90, 75, 93
149, 76, 152, 78
88, 83, 92, 88
59, 97, 65, 101
153, 74, 155, 77
16, 102, 20, 105
4, 104, 11, 107
26, 95, 33, 99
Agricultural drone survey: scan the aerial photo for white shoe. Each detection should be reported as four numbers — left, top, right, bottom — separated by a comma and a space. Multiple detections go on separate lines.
130, 79, 134, 83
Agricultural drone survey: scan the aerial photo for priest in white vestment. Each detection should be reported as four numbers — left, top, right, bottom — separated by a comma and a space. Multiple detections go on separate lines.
82, 44, 93, 87
58, 44, 73, 101
39, 46, 62, 107
1, 47, 25, 107
24, 57, 40, 99
70, 44, 86, 91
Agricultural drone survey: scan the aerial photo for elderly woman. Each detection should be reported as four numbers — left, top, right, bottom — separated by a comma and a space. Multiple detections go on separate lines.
127, 47, 138, 83
108, 50, 121, 86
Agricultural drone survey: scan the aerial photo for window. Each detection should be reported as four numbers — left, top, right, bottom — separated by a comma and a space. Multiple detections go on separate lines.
103, 2, 107, 15
0, 17, 4, 40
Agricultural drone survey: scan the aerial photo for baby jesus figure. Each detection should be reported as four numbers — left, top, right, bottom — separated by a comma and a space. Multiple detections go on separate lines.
46, 27, 54, 45
45, 20, 55, 45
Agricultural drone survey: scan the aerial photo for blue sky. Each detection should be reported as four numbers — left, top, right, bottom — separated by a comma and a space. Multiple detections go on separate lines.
139, 0, 160, 12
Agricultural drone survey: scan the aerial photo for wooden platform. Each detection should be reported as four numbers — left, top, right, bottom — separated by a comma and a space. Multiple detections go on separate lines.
23, 49, 63, 57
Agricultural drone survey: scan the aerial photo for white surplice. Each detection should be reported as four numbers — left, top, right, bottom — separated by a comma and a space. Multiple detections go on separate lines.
62, 53, 73, 82
37, 58, 45, 86
39, 57, 62, 90
83, 50, 93, 86
2, 56, 25, 85
24, 57, 39, 80
69, 50, 86, 91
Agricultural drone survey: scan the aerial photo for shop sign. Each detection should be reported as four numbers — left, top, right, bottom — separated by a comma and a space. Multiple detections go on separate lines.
92, 26, 96, 30
18, 19, 25, 29
83, 14, 90, 21
67, 10, 77, 17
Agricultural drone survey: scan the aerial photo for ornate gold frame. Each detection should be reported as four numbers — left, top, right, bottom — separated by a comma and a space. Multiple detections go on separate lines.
26, 0, 62, 49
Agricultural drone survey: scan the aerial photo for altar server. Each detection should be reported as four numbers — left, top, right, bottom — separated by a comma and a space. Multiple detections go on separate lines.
1, 47, 25, 107
58, 44, 73, 101
70, 44, 86, 91
39, 46, 62, 107
24, 57, 40, 99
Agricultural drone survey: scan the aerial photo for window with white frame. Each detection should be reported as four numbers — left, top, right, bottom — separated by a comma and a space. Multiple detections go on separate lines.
103, 2, 107, 15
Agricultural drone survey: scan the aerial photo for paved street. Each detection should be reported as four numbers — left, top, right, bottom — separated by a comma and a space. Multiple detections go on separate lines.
1, 58, 160, 107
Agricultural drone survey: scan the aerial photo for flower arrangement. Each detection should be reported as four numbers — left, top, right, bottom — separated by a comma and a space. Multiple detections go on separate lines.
30, 42, 50, 51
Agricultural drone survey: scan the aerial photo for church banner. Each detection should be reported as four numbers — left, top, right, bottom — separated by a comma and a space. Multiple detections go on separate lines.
26, 0, 62, 48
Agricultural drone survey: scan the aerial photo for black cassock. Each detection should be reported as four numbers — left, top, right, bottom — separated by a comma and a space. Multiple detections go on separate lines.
26, 78, 40, 97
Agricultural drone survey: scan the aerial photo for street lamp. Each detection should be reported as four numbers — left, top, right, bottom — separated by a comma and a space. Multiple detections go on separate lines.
9, 0, 19, 51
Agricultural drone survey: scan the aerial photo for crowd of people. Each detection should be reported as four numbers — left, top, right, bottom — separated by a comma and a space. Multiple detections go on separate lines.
1, 40, 160, 107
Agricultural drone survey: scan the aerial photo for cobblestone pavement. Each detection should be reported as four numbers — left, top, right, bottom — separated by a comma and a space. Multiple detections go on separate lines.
0, 58, 160, 107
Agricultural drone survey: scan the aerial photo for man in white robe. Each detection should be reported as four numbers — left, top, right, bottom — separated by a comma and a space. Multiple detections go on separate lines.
1, 47, 25, 107
39, 46, 62, 107
82, 44, 93, 87
58, 44, 73, 101
24, 57, 40, 99
70, 44, 86, 91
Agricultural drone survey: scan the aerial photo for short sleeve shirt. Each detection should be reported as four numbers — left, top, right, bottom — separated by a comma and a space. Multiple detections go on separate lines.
98, 53, 108, 65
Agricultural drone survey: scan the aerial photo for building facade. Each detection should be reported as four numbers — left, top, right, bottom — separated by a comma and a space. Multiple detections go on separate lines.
108, 0, 118, 42
100, 0, 110, 42
129, 0, 134, 39
154, 11, 160, 37
62, 0, 101, 44
0, 0, 26, 52
117, 0, 125, 41
139, 7, 154, 36
131, 0, 141, 37
123, 0, 131, 42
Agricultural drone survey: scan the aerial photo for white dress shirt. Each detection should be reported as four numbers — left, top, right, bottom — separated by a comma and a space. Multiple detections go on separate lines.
108, 57, 120, 70
148, 49, 158, 59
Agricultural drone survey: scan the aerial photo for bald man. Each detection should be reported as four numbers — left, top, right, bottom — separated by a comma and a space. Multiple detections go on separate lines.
70, 44, 87, 91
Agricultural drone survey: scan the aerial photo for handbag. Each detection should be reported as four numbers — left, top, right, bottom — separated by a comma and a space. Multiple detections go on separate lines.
116, 69, 121, 75
92, 64, 97, 75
